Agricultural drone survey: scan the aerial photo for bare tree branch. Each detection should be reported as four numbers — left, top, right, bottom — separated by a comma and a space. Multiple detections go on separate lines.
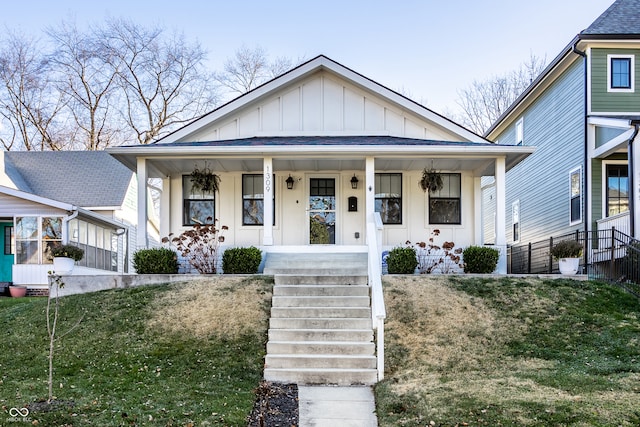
100, 18, 219, 144
0, 30, 65, 151
214, 45, 301, 96
455, 53, 547, 135
47, 20, 122, 150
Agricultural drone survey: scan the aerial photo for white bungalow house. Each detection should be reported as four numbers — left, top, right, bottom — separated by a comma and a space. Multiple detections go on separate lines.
109, 55, 534, 273
0, 151, 158, 293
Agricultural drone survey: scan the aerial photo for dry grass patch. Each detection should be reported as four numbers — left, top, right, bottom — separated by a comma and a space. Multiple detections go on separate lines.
147, 277, 272, 339
383, 276, 518, 374
377, 276, 640, 426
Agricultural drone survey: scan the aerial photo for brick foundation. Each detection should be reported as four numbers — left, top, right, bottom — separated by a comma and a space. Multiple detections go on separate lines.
26, 288, 49, 297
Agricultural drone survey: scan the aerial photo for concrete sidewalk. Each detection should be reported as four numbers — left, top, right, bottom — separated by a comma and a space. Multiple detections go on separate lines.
298, 385, 378, 426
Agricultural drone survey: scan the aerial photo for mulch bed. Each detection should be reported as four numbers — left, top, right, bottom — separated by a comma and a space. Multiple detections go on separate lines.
247, 381, 298, 427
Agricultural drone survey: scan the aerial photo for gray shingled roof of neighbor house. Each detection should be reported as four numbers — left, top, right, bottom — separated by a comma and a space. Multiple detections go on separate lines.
4, 151, 133, 208
582, 0, 640, 35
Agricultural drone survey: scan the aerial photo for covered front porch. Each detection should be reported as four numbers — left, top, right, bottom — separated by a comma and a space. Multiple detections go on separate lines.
111, 137, 534, 274
588, 117, 640, 238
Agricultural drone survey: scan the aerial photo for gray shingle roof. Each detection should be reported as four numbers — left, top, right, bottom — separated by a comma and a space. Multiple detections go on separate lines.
582, 0, 640, 35
154, 135, 494, 148
4, 151, 133, 208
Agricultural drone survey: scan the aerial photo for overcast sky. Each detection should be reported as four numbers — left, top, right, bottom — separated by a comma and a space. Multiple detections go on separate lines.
3, 0, 615, 116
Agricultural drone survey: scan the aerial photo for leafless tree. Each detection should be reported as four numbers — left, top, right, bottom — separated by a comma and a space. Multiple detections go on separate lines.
0, 31, 65, 151
214, 45, 297, 96
100, 18, 219, 145
47, 20, 122, 150
455, 53, 547, 135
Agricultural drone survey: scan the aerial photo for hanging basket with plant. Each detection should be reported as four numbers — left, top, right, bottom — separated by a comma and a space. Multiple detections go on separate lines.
419, 167, 444, 194
190, 161, 220, 194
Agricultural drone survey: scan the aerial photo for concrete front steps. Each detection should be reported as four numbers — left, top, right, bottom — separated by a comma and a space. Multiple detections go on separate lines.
263, 253, 378, 385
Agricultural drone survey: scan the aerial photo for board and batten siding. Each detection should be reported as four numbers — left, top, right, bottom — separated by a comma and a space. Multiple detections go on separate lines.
186, 71, 463, 142
497, 60, 586, 244
591, 48, 640, 113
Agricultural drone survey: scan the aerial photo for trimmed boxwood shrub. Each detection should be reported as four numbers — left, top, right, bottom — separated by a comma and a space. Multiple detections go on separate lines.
463, 246, 500, 274
386, 246, 418, 274
222, 246, 262, 274
133, 247, 179, 274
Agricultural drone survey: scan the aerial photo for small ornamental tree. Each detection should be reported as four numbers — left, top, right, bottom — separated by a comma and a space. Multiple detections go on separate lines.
46, 273, 84, 403
162, 218, 228, 274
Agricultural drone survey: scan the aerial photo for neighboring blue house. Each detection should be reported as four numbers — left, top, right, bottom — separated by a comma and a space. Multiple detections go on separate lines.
0, 151, 157, 293
484, 0, 640, 260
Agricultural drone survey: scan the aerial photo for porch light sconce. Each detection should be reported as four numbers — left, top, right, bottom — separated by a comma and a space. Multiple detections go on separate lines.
350, 174, 359, 189
286, 174, 295, 190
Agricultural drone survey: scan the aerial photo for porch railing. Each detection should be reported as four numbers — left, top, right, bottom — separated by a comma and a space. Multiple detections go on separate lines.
596, 212, 630, 239
367, 212, 386, 381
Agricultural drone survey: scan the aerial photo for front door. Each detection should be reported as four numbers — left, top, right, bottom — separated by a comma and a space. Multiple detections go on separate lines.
308, 178, 336, 244
0, 222, 13, 283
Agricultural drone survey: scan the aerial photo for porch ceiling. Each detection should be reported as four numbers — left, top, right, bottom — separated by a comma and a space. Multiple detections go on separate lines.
141, 156, 500, 178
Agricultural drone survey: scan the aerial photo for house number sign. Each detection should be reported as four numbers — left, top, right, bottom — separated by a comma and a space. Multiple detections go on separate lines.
264, 165, 271, 192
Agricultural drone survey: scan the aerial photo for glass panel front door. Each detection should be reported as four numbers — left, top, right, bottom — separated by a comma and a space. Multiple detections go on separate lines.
309, 178, 336, 244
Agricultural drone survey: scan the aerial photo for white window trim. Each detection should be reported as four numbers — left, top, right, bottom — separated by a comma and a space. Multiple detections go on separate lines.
515, 118, 524, 145
601, 160, 628, 218
607, 54, 635, 93
511, 199, 520, 243
569, 166, 583, 226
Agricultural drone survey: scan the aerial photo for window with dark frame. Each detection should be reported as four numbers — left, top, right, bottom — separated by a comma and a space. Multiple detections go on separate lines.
607, 165, 629, 216
429, 173, 461, 224
570, 168, 582, 224
611, 57, 632, 89
375, 173, 402, 224
4, 226, 13, 255
242, 174, 275, 226
512, 200, 520, 243
183, 175, 215, 226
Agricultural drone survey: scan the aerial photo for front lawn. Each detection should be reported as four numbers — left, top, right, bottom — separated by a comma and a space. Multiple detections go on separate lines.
376, 276, 640, 426
0, 277, 272, 426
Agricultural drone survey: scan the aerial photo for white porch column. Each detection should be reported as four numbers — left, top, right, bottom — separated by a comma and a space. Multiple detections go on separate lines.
136, 157, 149, 249
160, 176, 171, 239
495, 157, 507, 274
633, 132, 640, 238
474, 177, 483, 245
365, 157, 375, 222
263, 157, 274, 245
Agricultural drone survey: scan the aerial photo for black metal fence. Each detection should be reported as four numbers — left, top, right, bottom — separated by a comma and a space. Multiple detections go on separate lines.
508, 228, 640, 297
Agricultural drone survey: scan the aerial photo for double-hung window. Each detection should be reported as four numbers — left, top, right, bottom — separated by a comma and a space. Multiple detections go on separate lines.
608, 55, 634, 92
570, 167, 582, 224
429, 173, 461, 224
512, 200, 520, 243
242, 174, 275, 226
375, 173, 402, 224
183, 175, 215, 225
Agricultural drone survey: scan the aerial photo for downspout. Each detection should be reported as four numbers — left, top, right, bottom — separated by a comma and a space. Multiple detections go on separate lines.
572, 42, 588, 237
627, 121, 640, 237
